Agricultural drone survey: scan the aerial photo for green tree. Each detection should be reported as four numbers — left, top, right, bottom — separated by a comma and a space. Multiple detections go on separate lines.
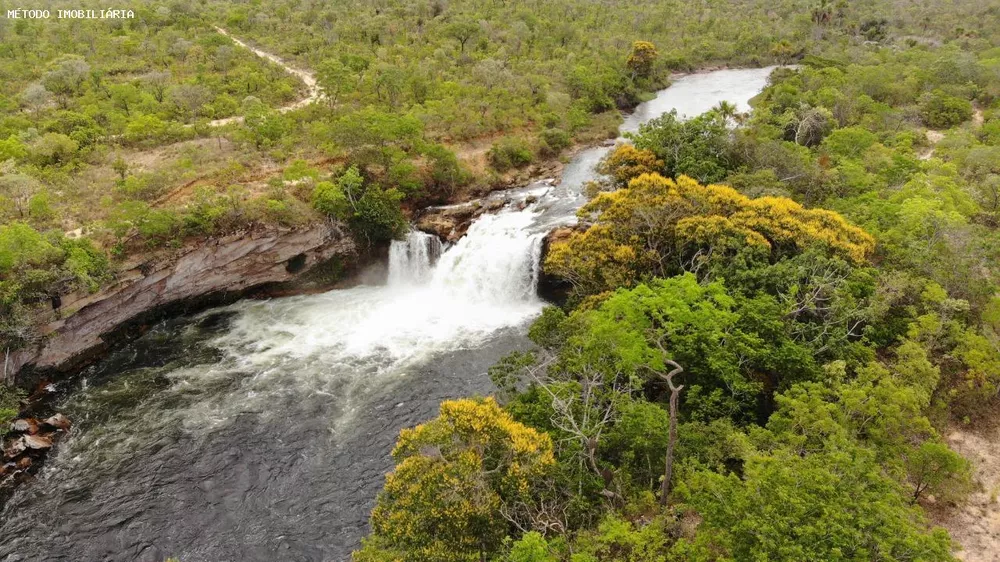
316, 58, 357, 105
488, 137, 534, 172
770, 40, 797, 64
569, 514, 673, 562
30, 133, 78, 166
27, 191, 54, 222
628, 110, 733, 183
0, 173, 41, 218
821, 126, 879, 160
332, 108, 423, 170
41, 56, 90, 106
906, 441, 974, 504
241, 96, 287, 149
21, 83, 52, 118
503, 532, 557, 562
444, 20, 480, 54
109, 83, 141, 117
676, 448, 955, 561
352, 185, 407, 242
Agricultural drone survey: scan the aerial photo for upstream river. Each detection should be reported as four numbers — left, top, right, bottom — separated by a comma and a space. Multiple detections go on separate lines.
0, 67, 776, 562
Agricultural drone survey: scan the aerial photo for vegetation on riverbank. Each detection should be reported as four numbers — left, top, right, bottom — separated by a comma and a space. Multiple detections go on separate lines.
0, 0, 687, 358
357, 3, 1000, 560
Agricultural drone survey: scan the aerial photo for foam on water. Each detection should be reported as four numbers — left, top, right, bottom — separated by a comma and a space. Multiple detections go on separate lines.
214, 209, 545, 380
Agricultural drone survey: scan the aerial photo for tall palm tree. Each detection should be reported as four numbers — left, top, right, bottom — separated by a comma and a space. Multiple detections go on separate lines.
714, 100, 739, 126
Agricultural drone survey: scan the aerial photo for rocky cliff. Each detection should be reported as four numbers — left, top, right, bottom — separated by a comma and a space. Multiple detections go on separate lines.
6, 221, 357, 380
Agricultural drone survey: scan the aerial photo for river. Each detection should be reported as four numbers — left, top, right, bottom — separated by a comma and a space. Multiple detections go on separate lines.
0, 67, 776, 562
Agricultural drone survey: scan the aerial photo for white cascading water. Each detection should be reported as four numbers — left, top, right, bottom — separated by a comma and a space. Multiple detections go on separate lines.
387, 230, 443, 286
427, 211, 544, 303
209, 205, 548, 399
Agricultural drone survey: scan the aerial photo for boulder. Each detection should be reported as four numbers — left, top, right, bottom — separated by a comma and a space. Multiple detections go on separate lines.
42, 413, 72, 432
485, 198, 506, 212
415, 204, 482, 242
3, 437, 26, 459
23, 434, 53, 451
10, 418, 39, 435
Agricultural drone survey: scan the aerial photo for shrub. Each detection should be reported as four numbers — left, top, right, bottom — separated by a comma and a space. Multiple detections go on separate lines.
313, 166, 407, 242
980, 117, 1000, 145
27, 192, 55, 222
352, 186, 407, 242
488, 137, 535, 171
313, 166, 363, 220
538, 128, 572, 157
822, 127, 880, 160
282, 159, 320, 183
312, 180, 350, 219
30, 133, 78, 166
423, 144, 468, 199
919, 90, 973, 129
124, 114, 169, 144
0, 385, 25, 427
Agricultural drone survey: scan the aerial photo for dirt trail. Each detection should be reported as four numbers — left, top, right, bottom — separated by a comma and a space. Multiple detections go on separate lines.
919, 107, 986, 161
208, 27, 323, 127
919, 129, 945, 160
936, 425, 1000, 562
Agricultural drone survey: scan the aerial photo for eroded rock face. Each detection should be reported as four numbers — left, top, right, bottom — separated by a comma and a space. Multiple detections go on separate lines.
537, 226, 577, 304
415, 203, 483, 242
8, 223, 356, 378
414, 193, 520, 241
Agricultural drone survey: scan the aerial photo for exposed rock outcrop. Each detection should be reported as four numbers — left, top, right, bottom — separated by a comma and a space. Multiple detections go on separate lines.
1, 414, 70, 488
536, 226, 576, 304
415, 180, 554, 241
7, 222, 357, 380
415, 200, 504, 241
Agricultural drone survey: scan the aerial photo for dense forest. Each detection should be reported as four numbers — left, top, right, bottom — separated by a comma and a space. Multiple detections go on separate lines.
1, 0, 1000, 559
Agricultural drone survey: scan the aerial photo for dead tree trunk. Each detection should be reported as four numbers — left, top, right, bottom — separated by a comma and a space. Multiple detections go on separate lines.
660, 359, 684, 505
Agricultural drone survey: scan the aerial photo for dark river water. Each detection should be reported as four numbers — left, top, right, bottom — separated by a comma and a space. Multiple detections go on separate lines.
0, 67, 776, 562
1, 310, 530, 561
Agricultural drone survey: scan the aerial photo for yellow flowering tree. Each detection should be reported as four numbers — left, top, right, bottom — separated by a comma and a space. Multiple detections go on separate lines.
626, 41, 659, 80
545, 173, 874, 296
597, 144, 664, 189
355, 398, 555, 562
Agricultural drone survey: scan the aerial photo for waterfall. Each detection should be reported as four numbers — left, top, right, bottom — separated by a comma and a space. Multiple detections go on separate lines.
387, 231, 442, 286
428, 213, 543, 303
386, 211, 544, 303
